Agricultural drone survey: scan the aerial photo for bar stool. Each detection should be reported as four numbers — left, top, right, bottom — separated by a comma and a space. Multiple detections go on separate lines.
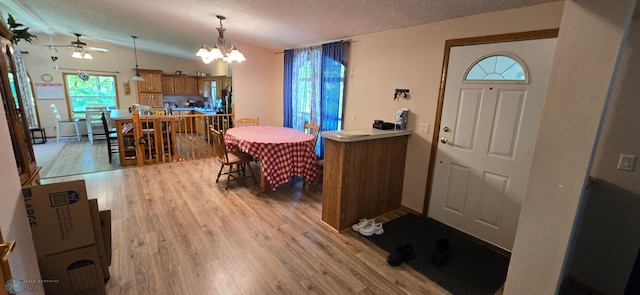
29, 127, 47, 144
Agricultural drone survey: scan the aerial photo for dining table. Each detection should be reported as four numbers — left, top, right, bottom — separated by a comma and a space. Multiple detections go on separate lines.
224, 126, 318, 192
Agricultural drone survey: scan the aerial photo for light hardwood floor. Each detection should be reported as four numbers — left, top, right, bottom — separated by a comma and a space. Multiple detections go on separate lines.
41, 158, 454, 295
35, 139, 510, 294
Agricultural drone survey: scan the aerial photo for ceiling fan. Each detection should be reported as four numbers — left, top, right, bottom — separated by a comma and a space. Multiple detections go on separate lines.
45, 33, 109, 59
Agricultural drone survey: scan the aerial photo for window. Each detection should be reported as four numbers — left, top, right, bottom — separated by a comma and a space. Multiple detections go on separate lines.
464, 53, 528, 82
284, 41, 346, 157
63, 73, 118, 118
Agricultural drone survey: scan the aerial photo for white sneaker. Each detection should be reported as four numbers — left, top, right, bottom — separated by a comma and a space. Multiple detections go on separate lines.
352, 218, 374, 232
359, 222, 384, 236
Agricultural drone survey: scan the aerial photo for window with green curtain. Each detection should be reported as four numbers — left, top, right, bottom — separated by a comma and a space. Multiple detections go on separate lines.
63, 73, 118, 118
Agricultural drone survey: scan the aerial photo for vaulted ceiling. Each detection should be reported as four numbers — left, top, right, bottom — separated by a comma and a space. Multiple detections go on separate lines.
0, 0, 558, 61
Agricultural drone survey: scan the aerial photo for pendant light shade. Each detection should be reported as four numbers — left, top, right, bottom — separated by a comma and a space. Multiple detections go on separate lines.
131, 35, 144, 81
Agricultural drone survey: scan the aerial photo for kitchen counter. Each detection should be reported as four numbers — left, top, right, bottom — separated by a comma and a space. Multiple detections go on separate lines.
170, 107, 218, 114
321, 128, 412, 142
321, 128, 411, 231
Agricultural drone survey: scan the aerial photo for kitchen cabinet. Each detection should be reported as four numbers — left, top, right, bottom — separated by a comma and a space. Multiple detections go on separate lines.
163, 75, 198, 95
1, 25, 40, 186
137, 69, 163, 110
137, 70, 163, 92
162, 76, 174, 94
138, 92, 164, 109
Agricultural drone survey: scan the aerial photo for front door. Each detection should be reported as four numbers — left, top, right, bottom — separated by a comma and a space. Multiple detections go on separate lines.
428, 38, 556, 251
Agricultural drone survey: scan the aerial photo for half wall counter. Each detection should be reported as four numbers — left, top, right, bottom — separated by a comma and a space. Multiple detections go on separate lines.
320, 129, 412, 231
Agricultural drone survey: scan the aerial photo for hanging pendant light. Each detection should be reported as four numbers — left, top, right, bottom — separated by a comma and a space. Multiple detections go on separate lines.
195, 15, 246, 63
131, 35, 144, 81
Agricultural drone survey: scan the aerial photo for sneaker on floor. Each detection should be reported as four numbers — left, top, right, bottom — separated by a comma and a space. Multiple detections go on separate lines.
352, 218, 374, 232
359, 222, 384, 236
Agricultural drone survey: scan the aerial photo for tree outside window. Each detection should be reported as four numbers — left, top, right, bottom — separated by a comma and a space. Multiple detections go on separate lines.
63, 73, 118, 118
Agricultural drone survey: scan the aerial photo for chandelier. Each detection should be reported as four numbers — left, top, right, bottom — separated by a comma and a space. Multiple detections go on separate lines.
196, 15, 246, 63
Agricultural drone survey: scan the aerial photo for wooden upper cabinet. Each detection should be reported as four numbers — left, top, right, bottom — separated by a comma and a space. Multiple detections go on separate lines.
137, 70, 163, 92
162, 76, 174, 94
184, 76, 197, 95
163, 75, 198, 95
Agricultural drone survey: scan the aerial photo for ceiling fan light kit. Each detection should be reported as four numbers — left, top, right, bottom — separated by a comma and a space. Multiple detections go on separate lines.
196, 15, 246, 64
131, 35, 144, 81
46, 33, 108, 60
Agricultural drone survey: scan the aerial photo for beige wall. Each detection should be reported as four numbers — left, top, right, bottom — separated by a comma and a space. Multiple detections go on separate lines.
567, 16, 640, 295
506, 0, 636, 293
0, 96, 42, 285
268, 2, 565, 212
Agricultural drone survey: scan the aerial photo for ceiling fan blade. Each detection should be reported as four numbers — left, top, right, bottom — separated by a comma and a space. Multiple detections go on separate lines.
85, 46, 109, 53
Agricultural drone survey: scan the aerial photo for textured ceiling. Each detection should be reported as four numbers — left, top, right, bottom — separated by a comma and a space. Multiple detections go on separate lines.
0, 0, 558, 60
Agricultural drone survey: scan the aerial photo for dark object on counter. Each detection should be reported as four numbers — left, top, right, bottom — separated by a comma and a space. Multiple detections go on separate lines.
373, 120, 396, 130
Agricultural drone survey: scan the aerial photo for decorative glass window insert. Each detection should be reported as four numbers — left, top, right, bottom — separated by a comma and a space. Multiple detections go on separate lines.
63, 73, 118, 118
464, 54, 527, 82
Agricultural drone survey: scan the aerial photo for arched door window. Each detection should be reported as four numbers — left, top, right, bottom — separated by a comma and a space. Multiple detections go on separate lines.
464, 53, 528, 83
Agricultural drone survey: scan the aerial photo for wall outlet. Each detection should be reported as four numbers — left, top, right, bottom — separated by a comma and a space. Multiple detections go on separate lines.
419, 123, 429, 134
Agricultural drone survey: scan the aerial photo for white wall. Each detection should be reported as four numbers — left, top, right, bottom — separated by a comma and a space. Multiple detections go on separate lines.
567, 16, 640, 295
505, 0, 636, 293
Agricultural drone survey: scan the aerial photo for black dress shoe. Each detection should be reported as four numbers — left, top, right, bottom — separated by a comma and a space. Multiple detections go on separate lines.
432, 238, 451, 265
387, 244, 415, 266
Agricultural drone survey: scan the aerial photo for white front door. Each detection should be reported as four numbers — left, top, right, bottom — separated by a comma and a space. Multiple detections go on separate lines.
428, 38, 557, 251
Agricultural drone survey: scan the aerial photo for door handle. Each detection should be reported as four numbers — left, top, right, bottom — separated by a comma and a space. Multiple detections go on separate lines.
440, 137, 449, 144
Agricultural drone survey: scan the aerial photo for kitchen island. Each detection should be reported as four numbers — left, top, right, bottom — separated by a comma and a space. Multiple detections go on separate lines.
320, 129, 412, 231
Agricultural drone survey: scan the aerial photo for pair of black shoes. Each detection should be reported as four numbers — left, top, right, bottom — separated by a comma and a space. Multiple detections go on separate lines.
387, 244, 415, 266
432, 238, 451, 265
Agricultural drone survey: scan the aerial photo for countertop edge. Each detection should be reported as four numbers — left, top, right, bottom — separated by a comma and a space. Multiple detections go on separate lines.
321, 129, 412, 142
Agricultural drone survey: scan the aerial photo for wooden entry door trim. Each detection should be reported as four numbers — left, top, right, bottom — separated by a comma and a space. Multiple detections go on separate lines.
422, 29, 559, 217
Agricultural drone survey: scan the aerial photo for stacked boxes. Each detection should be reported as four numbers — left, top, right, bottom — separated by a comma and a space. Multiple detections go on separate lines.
22, 180, 111, 295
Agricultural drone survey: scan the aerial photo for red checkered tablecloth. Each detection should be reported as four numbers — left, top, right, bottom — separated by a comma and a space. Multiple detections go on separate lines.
224, 126, 318, 191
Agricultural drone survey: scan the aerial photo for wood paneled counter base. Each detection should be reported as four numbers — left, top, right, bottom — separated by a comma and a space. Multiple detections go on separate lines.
321, 129, 411, 231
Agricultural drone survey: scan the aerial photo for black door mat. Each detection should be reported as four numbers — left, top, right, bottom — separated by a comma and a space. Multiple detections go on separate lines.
364, 213, 510, 295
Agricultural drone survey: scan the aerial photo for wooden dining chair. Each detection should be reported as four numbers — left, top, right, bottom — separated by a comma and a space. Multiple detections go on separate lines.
211, 128, 257, 189
234, 117, 259, 127
86, 103, 107, 144
101, 111, 119, 163
303, 122, 323, 191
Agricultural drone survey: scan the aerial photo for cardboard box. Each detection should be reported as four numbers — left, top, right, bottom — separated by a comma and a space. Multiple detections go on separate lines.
38, 245, 106, 295
89, 199, 105, 258
99, 210, 112, 266
22, 180, 95, 256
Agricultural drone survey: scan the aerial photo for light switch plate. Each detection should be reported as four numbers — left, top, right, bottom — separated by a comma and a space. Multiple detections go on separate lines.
420, 123, 429, 134
617, 154, 637, 172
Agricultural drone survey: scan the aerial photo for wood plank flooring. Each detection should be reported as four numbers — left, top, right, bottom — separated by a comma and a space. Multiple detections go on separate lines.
41, 158, 452, 295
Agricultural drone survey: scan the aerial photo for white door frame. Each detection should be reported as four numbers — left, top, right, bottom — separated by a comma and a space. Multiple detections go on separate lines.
422, 29, 559, 239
